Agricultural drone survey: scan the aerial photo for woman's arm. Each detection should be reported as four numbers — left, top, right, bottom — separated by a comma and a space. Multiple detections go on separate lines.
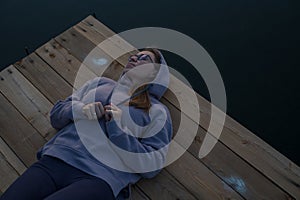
50, 78, 98, 130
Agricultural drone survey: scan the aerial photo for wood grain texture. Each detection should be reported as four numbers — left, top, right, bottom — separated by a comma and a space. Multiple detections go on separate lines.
0, 137, 26, 175
0, 151, 19, 193
14, 53, 72, 104
166, 151, 243, 200
36, 39, 97, 90
131, 185, 150, 200
163, 98, 293, 199
138, 170, 198, 200
55, 26, 123, 81
0, 92, 46, 166
162, 74, 300, 199
0, 66, 55, 140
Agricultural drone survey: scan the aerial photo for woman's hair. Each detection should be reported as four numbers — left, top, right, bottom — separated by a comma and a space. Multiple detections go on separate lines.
141, 48, 162, 64
129, 48, 162, 112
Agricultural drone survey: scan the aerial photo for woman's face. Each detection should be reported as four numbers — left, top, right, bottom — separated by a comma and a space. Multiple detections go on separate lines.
123, 51, 158, 83
125, 51, 156, 70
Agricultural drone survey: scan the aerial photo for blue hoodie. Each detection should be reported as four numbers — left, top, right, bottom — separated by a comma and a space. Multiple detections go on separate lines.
37, 53, 172, 199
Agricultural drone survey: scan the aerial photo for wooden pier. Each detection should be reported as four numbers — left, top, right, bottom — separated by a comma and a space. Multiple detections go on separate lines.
0, 15, 299, 199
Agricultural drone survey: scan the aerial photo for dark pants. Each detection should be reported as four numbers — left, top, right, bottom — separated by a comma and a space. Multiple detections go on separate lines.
1, 155, 115, 200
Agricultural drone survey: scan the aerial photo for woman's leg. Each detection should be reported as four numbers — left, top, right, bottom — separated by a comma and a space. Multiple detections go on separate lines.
44, 178, 115, 200
0, 162, 57, 200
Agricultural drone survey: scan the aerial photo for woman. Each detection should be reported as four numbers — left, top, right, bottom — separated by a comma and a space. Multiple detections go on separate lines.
1, 48, 172, 200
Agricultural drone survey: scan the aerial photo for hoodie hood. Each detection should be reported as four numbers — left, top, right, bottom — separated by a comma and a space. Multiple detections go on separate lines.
147, 51, 169, 100
116, 50, 169, 103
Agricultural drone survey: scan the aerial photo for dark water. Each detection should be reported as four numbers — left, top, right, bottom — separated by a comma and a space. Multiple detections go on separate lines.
0, 0, 299, 165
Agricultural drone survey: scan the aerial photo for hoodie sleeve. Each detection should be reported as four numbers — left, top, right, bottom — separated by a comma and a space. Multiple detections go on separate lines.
50, 78, 97, 130
105, 106, 172, 178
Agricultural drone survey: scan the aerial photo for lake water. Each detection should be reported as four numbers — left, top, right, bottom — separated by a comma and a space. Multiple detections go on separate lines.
0, 0, 299, 165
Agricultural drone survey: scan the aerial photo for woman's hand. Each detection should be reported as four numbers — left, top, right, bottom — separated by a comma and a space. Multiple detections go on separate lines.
82, 102, 105, 120
104, 103, 122, 121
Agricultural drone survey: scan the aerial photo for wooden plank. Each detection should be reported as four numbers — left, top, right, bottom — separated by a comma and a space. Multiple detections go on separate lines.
82, 15, 300, 199
223, 115, 300, 195
138, 170, 198, 200
36, 39, 97, 89
83, 16, 116, 39
163, 93, 296, 198
163, 98, 294, 199
75, 22, 134, 68
167, 152, 243, 199
81, 16, 136, 57
35, 39, 115, 88
54, 26, 123, 82
53, 16, 244, 200
131, 185, 150, 200
165, 74, 300, 199
0, 66, 56, 140
0, 93, 46, 166
54, 25, 113, 76
0, 151, 19, 193
14, 53, 73, 104
0, 137, 26, 175
54, 26, 108, 65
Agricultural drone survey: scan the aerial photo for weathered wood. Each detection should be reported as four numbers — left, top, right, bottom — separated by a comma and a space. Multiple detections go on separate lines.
166, 151, 243, 200
0, 151, 19, 193
54, 26, 111, 75
75, 22, 134, 67
163, 98, 294, 199
0, 66, 55, 140
0, 137, 26, 175
131, 185, 150, 200
82, 16, 136, 58
138, 170, 198, 200
0, 92, 46, 166
54, 26, 123, 81
14, 53, 73, 104
223, 115, 300, 197
82, 15, 300, 199
75, 22, 138, 82
36, 39, 97, 89
54, 27, 109, 66
83, 16, 116, 39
